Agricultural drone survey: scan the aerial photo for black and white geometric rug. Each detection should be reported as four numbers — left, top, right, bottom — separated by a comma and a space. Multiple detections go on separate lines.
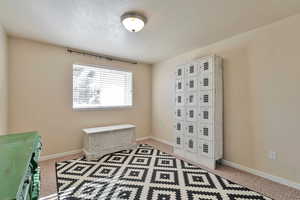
56, 144, 272, 200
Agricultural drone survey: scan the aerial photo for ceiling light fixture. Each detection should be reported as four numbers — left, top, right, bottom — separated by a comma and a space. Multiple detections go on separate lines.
121, 12, 147, 32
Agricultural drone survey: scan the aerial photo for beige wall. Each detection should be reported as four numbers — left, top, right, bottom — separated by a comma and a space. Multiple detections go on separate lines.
152, 14, 300, 183
8, 37, 152, 156
0, 25, 7, 135
6, 13, 300, 184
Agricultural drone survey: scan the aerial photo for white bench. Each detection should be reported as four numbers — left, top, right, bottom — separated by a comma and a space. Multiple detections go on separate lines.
82, 124, 137, 160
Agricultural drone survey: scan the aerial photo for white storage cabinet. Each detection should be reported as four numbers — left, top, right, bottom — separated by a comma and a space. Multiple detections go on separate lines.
83, 124, 137, 160
173, 55, 223, 169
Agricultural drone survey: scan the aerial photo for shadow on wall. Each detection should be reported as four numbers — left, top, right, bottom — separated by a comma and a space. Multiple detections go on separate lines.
219, 47, 255, 168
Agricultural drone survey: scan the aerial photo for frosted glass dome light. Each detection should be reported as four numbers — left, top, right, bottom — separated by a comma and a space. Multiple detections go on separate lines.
121, 13, 146, 32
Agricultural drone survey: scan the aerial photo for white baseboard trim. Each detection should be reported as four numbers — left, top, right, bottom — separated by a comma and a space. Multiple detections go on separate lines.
40, 137, 151, 161
39, 138, 300, 190
150, 136, 174, 146
222, 159, 300, 190
40, 149, 83, 162
136, 136, 151, 141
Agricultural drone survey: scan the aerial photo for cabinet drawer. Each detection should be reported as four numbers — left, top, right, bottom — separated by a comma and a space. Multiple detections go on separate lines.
185, 122, 197, 137
186, 107, 197, 122
175, 66, 185, 79
175, 93, 185, 106
174, 121, 185, 134
198, 139, 213, 158
199, 73, 213, 90
185, 137, 197, 153
198, 106, 213, 123
175, 107, 185, 120
198, 123, 213, 140
175, 79, 184, 92
186, 77, 198, 92
174, 133, 184, 149
198, 58, 213, 74
199, 90, 213, 106
186, 92, 197, 106
185, 63, 198, 77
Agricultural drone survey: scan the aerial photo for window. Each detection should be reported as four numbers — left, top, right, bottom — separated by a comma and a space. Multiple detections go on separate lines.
73, 64, 133, 109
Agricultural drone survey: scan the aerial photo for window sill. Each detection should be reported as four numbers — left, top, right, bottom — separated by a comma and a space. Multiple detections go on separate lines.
73, 105, 133, 111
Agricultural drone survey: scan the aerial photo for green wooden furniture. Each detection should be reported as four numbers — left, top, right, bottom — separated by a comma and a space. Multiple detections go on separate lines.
0, 132, 42, 200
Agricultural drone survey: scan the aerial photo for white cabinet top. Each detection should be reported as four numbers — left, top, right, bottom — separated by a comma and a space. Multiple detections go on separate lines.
83, 124, 136, 134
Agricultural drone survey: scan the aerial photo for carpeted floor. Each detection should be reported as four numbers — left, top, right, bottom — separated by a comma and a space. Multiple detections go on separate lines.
55, 144, 272, 199
39, 139, 300, 200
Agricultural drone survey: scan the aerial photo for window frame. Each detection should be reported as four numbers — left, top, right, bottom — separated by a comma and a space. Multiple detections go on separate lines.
72, 63, 134, 111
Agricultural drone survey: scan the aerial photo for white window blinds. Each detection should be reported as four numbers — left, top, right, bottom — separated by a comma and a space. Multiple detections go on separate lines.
73, 64, 133, 109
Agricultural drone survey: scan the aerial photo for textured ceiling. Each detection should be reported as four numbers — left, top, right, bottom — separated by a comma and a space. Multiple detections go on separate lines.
0, 0, 300, 63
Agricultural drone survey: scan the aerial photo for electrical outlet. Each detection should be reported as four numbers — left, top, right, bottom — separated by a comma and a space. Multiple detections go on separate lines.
268, 151, 277, 160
